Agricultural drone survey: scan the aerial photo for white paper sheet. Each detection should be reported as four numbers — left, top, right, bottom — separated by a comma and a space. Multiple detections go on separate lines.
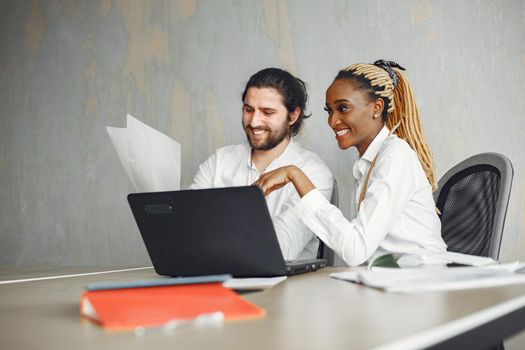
395, 251, 496, 268
331, 262, 525, 293
107, 114, 181, 192
223, 276, 287, 290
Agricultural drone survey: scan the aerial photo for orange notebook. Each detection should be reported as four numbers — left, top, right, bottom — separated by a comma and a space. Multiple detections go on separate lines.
80, 282, 265, 330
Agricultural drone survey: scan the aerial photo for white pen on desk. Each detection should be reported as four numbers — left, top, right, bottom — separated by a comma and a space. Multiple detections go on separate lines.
134, 311, 225, 336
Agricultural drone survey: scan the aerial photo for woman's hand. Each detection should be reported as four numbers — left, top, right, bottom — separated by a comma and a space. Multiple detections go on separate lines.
253, 165, 316, 197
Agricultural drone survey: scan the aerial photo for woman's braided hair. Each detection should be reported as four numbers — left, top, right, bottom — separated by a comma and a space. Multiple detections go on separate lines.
335, 60, 437, 191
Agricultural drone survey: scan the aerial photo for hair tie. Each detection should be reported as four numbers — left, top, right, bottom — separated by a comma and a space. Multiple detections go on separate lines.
373, 60, 405, 87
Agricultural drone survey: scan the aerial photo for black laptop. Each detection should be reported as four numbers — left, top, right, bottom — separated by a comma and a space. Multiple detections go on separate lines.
127, 186, 327, 277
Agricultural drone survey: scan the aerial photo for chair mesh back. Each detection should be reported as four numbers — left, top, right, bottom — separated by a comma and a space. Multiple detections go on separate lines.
436, 165, 501, 257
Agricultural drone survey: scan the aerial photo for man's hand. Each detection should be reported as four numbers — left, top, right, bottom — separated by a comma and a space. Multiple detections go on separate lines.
253, 165, 315, 197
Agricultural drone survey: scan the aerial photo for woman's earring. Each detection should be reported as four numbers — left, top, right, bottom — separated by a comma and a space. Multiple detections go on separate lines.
373, 113, 378, 119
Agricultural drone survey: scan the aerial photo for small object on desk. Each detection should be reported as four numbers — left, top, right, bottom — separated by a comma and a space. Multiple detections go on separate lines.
368, 253, 401, 269
134, 311, 225, 336
446, 262, 471, 268
367, 251, 497, 270
223, 276, 287, 290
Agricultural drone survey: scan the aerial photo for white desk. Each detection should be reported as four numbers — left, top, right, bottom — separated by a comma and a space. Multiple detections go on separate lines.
1, 266, 525, 349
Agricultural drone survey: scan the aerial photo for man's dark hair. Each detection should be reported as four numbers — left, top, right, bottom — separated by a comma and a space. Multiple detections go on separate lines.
241, 68, 311, 137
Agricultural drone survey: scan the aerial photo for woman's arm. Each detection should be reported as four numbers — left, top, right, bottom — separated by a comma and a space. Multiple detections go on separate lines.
255, 145, 434, 266
253, 165, 316, 198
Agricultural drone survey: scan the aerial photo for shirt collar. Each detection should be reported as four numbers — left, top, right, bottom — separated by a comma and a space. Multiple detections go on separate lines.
245, 142, 255, 168
353, 126, 390, 181
269, 138, 295, 169
246, 138, 296, 172
361, 126, 390, 162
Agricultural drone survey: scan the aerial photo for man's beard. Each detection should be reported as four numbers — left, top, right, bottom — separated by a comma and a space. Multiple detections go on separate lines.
244, 121, 290, 151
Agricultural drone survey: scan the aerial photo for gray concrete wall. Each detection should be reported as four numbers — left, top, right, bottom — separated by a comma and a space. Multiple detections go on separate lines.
1, 1, 524, 268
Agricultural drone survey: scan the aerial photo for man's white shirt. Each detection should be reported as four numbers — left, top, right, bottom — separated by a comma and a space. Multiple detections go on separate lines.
295, 126, 447, 266
190, 139, 334, 260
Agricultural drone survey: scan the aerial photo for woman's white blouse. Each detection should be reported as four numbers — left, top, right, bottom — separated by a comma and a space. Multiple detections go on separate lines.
294, 126, 447, 266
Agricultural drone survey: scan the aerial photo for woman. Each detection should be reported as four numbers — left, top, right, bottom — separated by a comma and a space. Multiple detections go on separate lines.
254, 60, 447, 266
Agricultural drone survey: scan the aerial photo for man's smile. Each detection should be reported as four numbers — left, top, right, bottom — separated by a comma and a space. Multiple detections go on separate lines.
248, 127, 270, 137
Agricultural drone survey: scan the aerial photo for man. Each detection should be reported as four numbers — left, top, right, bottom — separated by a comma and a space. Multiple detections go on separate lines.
190, 68, 333, 260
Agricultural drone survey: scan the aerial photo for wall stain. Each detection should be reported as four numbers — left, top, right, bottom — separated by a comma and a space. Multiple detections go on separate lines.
167, 0, 197, 24
22, 0, 45, 114
0, 64, 12, 168
100, 0, 112, 17
114, 1, 169, 97
425, 30, 437, 41
261, 0, 297, 74
170, 81, 192, 186
83, 61, 98, 116
205, 91, 224, 155
26, 0, 45, 52
412, 0, 432, 24
81, 27, 98, 144
59, 0, 85, 19
177, 0, 197, 19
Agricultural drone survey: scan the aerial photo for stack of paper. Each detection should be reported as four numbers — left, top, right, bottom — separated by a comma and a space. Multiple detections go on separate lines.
107, 114, 181, 192
331, 262, 525, 293
365, 251, 497, 269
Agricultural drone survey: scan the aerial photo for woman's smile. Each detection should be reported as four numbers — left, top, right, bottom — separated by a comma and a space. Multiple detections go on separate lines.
335, 128, 350, 139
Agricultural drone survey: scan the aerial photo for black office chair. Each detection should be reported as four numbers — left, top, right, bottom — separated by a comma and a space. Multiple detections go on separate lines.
433, 153, 513, 260
317, 179, 338, 265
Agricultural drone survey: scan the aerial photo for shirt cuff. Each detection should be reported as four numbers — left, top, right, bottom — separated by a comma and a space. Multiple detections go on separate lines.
294, 188, 330, 218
